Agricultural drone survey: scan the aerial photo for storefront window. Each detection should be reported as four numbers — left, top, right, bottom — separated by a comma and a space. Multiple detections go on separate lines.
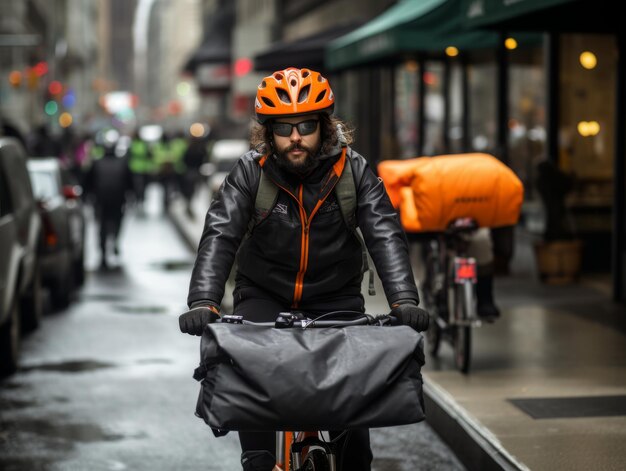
508, 44, 546, 201
334, 69, 365, 155
467, 52, 497, 154
559, 33, 616, 272
394, 60, 420, 158
334, 70, 358, 126
559, 34, 616, 208
423, 61, 445, 155
339, 68, 379, 165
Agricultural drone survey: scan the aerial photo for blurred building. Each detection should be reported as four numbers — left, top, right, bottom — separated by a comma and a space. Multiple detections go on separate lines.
1, 0, 100, 141
110, 0, 136, 92
94, 0, 138, 131
92, 0, 203, 133
136, 0, 202, 130
183, 0, 234, 129
232, 0, 277, 122
156, 0, 202, 132
63, 0, 100, 131
0, 0, 45, 140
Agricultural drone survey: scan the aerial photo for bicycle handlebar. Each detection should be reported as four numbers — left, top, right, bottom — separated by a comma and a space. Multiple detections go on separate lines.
217, 311, 398, 329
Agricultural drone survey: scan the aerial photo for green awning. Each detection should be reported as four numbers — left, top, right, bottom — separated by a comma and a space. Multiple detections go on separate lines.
326, 0, 498, 71
463, 0, 578, 29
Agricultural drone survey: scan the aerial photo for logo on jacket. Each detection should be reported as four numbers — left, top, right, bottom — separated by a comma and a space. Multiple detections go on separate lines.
319, 200, 339, 214
272, 203, 288, 215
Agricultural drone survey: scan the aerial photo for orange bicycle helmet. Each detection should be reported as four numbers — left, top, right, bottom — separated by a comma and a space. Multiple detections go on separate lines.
255, 67, 335, 123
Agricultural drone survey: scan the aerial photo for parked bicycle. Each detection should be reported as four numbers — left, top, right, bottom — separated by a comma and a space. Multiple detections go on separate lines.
192, 311, 426, 471
421, 217, 484, 374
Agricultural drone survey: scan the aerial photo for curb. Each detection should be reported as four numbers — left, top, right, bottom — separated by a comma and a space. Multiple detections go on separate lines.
423, 380, 529, 471
168, 202, 200, 252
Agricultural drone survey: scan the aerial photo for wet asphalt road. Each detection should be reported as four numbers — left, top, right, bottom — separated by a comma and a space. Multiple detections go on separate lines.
0, 188, 465, 470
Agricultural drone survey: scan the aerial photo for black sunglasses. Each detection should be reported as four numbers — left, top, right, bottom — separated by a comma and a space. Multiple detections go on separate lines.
271, 119, 319, 137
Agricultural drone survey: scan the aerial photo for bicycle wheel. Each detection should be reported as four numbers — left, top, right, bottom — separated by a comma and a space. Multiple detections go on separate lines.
302, 449, 330, 471
453, 283, 473, 373
423, 242, 442, 356
426, 314, 441, 356
454, 325, 471, 374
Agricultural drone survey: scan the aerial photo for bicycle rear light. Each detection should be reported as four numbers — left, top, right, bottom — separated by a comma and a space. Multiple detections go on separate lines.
454, 257, 477, 283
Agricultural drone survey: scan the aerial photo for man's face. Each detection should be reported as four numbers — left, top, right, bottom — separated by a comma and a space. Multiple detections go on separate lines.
271, 115, 321, 174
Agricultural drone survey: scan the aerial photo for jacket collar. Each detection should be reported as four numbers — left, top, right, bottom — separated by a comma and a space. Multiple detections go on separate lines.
263, 145, 344, 192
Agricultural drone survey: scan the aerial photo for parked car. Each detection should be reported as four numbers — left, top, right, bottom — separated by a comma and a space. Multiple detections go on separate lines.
27, 157, 86, 308
0, 137, 43, 376
202, 139, 249, 196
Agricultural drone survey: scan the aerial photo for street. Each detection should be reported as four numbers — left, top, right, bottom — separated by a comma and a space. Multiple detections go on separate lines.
0, 186, 465, 471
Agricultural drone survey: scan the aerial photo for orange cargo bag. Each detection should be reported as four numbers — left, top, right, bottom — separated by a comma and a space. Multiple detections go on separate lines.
377, 159, 423, 209
399, 153, 524, 232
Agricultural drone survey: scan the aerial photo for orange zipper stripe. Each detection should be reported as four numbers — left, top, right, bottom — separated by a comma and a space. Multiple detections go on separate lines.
292, 186, 335, 307
267, 181, 308, 307
293, 185, 307, 306
271, 148, 348, 308
295, 201, 325, 306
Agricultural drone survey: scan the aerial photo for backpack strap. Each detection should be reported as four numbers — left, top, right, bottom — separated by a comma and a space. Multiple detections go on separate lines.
335, 148, 376, 296
247, 154, 278, 236
334, 148, 357, 230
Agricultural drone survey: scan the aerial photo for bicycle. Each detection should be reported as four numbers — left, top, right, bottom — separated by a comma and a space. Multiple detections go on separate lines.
421, 217, 484, 374
195, 311, 425, 471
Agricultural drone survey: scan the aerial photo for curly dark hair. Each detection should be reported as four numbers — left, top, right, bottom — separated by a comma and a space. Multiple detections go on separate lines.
250, 114, 354, 156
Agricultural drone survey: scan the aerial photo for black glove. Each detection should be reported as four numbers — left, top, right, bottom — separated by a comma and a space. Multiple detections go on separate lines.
179, 303, 220, 336
390, 300, 430, 332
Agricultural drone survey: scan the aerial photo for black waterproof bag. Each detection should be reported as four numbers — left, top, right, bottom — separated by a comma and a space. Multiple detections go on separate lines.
193, 323, 426, 432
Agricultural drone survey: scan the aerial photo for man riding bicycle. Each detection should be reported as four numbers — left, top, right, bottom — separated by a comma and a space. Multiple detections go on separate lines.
179, 67, 428, 471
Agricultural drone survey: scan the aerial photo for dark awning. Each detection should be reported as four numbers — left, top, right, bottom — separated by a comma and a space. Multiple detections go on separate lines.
183, 2, 234, 74
462, 0, 619, 33
464, 0, 574, 28
326, 0, 498, 71
253, 22, 362, 74
184, 38, 231, 74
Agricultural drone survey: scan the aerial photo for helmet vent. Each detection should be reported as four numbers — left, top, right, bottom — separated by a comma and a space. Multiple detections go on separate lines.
276, 88, 291, 104
302, 70, 310, 78
315, 89, 327, 103
298, 85, 310, 103
274, 73, 284, 81
290, 79, 297, 87
260, 80, 267, 89
317, 75, 325, 82
261, 97, 275, 107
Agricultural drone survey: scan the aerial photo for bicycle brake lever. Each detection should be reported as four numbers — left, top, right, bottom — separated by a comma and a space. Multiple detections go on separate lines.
274, 315, 294, 328
275, 311, 308, 328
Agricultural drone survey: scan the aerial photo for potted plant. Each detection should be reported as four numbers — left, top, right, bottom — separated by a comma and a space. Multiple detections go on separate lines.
533, 158, 582, 284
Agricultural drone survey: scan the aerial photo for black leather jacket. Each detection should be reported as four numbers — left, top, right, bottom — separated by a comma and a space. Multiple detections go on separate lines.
187, 146, 419, 309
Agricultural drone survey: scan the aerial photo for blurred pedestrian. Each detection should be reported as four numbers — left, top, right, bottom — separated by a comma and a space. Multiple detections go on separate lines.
535, 157, 576, 241
153, 132, 186, 212
181, 135, 208, 218
84, 129, 134, 269
28, 124, 61, 157
128, 130, 154, 211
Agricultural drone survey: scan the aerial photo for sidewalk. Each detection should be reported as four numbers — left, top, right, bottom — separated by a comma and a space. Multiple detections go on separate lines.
169, 183, 626, 471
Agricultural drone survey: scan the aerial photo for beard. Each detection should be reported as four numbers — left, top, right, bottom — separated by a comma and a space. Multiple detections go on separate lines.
274, 142, 321, 176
